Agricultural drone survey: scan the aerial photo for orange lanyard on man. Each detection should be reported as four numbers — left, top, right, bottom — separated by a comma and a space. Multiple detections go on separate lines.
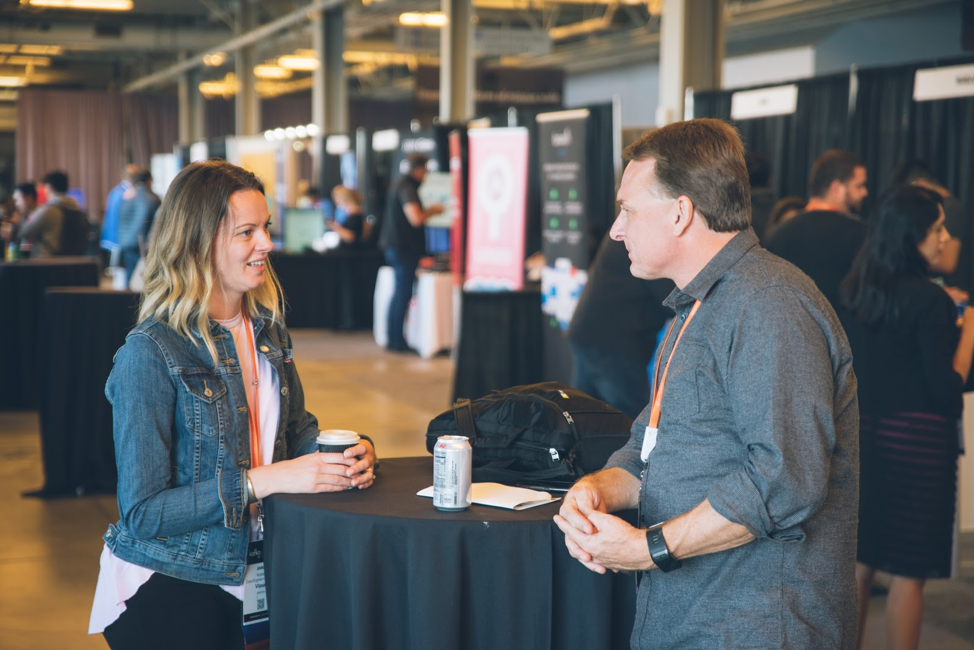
244, 316, 262, 468
642, 300, 701, 462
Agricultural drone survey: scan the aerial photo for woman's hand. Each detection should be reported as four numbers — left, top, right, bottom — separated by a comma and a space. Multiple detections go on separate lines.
248, 439, 376, 498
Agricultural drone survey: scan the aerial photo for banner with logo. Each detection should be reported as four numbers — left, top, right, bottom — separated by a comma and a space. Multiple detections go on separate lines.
538, 109, 591, 383
464, 127, 529, 291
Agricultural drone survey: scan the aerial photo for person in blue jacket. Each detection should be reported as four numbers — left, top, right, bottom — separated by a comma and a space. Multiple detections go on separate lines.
89, 160, 376, 649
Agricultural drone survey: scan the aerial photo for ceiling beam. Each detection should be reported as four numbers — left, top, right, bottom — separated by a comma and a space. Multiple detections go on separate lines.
122, 0, 345, 93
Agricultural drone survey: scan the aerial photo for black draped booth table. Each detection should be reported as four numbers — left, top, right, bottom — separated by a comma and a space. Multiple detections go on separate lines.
35, 287, 139, 496
264, 457, 636, 650
0, 256, 100, 410
452, 286, 544, 401
271, 250, 384, 330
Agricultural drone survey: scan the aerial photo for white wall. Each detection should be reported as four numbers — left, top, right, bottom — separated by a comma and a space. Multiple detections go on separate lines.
815, 1, 967, 75
564, 61, 659, 128
722, 47, 816, 90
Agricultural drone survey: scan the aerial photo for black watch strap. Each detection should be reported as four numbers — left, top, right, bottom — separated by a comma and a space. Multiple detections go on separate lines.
646, 524, 682, 572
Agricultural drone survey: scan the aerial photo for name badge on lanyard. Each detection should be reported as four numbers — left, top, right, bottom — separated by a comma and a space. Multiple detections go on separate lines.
643, 300, 701, 464
242, 317, 269, 649
242, 510, 269, 649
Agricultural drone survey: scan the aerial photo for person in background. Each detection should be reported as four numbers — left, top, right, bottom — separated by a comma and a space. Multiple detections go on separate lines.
766, 149, 869, 311
19, 170, 81, 258
378, 153, 443, 352
88, 160, 376, 649
555, 119, 859, 649
745, 151, 776, 243
116, 167, 160, 284
2, 181, 36, 248
566, 231, 673, 419
329, 185, 365, 249
839, 186, 974, 650
102, 163, 139, 252
764, 195, 806, 239
890, 160, 970, 299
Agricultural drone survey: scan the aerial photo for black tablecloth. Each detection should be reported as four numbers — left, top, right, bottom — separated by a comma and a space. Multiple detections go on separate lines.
452, 287, 544, 401
271, 250, 384, 329
0, 257, 100, 410
264, 457, 635, 650
35, 287, 139, 496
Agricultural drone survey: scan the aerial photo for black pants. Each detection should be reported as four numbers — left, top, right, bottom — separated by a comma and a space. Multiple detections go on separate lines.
103, 572, 244, 650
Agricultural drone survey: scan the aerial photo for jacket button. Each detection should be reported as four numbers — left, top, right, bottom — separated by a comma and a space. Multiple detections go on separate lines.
260, 345, 269, 353
281, 387, 288, 396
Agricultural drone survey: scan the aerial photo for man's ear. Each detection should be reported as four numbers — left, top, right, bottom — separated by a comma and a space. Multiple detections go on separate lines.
672, 195, 695, 237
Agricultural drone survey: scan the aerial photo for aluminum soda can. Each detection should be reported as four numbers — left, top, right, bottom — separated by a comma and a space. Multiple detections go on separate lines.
433, 435, 472, 511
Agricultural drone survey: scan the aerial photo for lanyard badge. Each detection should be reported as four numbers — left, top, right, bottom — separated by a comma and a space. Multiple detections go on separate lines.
242, 504, 269, 649
642, 300, 701, 464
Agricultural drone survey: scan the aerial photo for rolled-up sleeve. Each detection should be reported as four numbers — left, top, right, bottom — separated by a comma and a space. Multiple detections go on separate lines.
707, 286, 839, 539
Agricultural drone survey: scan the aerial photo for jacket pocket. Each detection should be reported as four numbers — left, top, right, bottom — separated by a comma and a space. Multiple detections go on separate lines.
177, 371, 228, 437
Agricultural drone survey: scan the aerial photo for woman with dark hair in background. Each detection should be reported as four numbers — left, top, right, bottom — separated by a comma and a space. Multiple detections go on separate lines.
88, 160, 376, 649
840, 185, 974, 650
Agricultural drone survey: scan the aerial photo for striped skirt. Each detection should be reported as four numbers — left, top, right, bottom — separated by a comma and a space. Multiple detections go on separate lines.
857, 411, 959, 579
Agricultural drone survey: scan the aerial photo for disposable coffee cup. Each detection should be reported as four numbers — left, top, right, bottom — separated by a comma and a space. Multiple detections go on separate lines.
316, 430, 362, 455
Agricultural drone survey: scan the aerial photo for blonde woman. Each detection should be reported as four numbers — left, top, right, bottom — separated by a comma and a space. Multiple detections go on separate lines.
89, 160, 376, 649
329, 185, 366, 248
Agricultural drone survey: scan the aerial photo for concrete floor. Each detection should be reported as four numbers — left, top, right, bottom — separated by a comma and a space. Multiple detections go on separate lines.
1, 329, 971, 649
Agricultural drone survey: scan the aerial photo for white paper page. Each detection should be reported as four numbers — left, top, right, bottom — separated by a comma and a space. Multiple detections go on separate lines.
417, 483, 559, 511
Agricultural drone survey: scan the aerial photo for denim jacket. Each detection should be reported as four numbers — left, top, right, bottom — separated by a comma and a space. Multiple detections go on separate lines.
103, 310, 319, 586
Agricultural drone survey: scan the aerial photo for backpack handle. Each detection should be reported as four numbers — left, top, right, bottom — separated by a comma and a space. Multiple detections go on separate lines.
452, 398, 477, 445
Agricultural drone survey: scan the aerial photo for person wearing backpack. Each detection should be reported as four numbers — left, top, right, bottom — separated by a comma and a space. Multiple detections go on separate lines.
18, 170, 82, 258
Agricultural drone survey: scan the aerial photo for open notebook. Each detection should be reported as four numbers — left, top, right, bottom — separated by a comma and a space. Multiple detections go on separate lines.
417, 483, 560, 511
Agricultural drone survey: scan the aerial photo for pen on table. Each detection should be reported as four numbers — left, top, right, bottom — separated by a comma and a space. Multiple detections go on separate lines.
515, 484, 571, 493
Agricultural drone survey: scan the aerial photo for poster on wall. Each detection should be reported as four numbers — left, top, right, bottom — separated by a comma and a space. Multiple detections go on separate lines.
538, 108, 591, 383
464, 127, 529, 291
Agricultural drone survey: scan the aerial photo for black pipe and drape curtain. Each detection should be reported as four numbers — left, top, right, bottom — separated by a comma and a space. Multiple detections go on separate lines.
692, 73, 851, 200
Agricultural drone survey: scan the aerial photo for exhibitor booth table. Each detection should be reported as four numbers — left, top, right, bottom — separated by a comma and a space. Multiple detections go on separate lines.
373, 267, 454, 358
264, 456, 636, 650
271, 250, 383, 330
36, 287, 139, 496
452, 286, 544, 401
0, 256, 100, 410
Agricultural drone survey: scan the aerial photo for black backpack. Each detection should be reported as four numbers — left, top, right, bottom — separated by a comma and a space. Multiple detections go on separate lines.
426, 382, 633, 484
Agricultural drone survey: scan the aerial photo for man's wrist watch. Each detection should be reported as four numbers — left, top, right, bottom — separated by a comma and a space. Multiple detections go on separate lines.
646, 523, 682, 572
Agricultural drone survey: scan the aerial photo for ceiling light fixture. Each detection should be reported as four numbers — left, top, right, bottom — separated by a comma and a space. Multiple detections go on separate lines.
203, 52, 226, 67
26, 0, 133, 10
278, 54, 319, 71
7, 55, 52, 67
0, 45, 18, 54
19, 44, 63, 55
254, 64, 291, 79
399, 11, 448, 27
0, 76, 27, 87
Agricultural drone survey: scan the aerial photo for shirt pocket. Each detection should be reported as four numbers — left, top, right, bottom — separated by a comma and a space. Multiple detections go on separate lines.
177, 371, 228, 437
659, 341, 705, 422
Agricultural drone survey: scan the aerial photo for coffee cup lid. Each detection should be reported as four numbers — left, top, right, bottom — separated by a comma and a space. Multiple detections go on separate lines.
316, 429, 361, 444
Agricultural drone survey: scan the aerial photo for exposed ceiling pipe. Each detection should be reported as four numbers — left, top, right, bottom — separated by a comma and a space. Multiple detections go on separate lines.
122, 0, 344, 93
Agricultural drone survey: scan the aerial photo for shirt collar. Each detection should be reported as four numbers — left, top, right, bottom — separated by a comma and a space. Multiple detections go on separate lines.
664, 229, 759, 309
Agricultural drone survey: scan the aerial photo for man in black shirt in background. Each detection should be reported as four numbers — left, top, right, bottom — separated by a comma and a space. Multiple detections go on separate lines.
766, 149, 869, 312
378, 153, 443, 352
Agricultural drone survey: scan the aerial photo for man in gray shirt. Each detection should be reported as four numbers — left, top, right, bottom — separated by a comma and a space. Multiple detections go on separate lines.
555, 119, 859, 649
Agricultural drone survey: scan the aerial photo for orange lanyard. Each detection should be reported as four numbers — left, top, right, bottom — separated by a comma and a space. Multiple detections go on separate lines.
244, 316, 262, 468
649, 300, 701, 429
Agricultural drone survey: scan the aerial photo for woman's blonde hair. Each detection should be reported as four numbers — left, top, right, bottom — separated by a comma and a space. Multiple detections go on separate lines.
139, 160, 283, 367
332, 185, 363, 208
